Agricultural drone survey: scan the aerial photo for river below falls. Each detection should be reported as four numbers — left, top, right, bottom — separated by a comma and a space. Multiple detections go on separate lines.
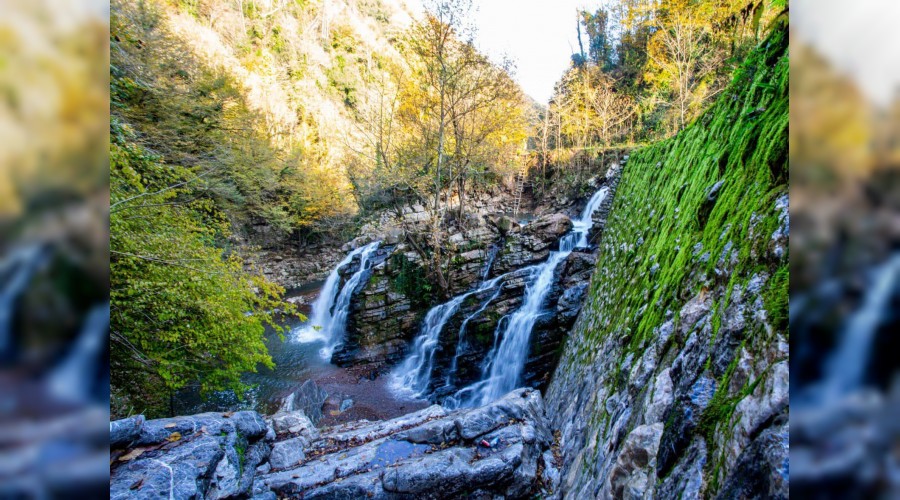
172, 280, 428, 425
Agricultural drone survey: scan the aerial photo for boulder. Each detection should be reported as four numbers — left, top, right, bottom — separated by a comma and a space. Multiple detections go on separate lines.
110, 411, 270, 500
521, 214, 572, 252
276, 380, 328, 426
110, 414, 144, 449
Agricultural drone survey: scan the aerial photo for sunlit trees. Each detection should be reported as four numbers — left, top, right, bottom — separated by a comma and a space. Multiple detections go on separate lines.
546, 0, 783, 150
644, 0, 720, 132
349, 0, 528, 297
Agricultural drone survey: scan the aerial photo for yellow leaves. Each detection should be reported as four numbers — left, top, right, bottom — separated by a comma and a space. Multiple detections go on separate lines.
166, 432, 182, 442
118, 448, 146, 461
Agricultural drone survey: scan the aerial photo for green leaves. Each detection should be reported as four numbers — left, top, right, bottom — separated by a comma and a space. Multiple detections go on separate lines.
110, 127, 294, 417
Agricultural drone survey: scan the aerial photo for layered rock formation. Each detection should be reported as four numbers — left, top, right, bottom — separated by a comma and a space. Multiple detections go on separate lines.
333, 209, 589, 373
110, 389, 556, 499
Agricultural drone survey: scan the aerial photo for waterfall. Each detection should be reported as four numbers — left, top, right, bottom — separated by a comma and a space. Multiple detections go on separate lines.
296, 241, 380, 360
443, 280, 507, 389
390, 275, 506, 399
448, 187, 609, 408
811, 253, 900, 404
481, 244, 499, 280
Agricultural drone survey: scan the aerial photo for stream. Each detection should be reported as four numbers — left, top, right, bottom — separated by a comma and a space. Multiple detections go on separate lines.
172, 279, 428, 424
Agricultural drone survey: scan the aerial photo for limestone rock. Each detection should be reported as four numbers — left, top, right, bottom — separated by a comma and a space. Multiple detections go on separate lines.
605, 423, 664, 499
110, 412, 270, 500
253, 389, 550, 499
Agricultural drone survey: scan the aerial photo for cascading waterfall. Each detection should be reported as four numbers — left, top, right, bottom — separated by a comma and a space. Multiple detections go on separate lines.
443, 280, 507, 389
296, 241, 380, 360
809, 253, 900, 405
481, 244, 499, 280
390, 274, 506, 399
447, 186, 609, 408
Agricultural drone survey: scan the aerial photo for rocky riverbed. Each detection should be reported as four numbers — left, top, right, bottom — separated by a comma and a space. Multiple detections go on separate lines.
110, 388, 557, 499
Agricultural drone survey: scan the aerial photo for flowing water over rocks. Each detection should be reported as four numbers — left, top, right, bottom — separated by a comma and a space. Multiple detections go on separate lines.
390, 274, 508, 399
446, 187, 609, 408
296, 241, 381, 360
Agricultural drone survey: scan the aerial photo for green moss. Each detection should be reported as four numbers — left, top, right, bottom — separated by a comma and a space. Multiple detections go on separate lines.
764, 265, 789, 333
235, 438, 246, 475
555, 25, 789, 494
390, 253, 432, 308
575, 25, 787, 358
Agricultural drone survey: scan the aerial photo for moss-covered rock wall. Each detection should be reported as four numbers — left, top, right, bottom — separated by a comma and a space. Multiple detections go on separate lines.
544, 20, 788, 499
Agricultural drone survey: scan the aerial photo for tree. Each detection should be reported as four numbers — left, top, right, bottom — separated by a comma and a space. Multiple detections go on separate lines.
580, 7, 614, 70
110, 118, 293, 417
349, 0, 527, 298
644, 0, 719, 132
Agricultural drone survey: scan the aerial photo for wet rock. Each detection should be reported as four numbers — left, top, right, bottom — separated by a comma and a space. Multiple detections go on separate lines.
656, 438, 707, 499
716, 421, 789, 499
643, 369, 674, 425
487, 214, 518, 235
541, 449, 561, 494
557, 283, 588, 323
269, 436, 309, 470
522, 214, 573, 252
657, 376, 716, 476
269, 410, 317, 440
678, 292, 712, 338
276, 380, 328, 426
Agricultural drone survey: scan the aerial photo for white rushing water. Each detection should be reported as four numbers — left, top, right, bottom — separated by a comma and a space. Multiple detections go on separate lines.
811, 253, 900, 405
296, 241, 380, 360
443, 280, 507, 389
447, 186, 609, 408
390, 274, 506, 399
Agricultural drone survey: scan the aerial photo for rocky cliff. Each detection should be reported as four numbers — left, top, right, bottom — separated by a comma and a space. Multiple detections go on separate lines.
333, 210, 586, 371
544, 23, 789, 499
331, 166, 621, 398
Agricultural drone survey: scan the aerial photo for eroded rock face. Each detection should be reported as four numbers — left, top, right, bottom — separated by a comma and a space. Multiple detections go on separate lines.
109, 412, 270, 500
110, 389, 555, 499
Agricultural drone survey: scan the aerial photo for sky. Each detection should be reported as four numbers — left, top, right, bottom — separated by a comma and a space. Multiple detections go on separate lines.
793, 0, 900, 108
465, 0, 608, 104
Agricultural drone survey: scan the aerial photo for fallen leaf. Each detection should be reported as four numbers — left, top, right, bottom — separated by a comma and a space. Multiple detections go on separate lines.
164, 423, 177, 429
119, 448, 146, 461
129, 478, 144, 490
166, 432, 182, 442
223, 412, 234, 418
